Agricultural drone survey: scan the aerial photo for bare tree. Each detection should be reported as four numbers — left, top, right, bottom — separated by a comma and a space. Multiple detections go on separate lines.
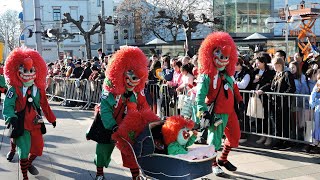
61, 13, 116, 59
0, 10, 21, 50
116, 0, 215, 43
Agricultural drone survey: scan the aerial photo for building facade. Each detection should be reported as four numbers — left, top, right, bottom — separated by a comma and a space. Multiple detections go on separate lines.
213, 0, 320, 57
21, 0, 114, 61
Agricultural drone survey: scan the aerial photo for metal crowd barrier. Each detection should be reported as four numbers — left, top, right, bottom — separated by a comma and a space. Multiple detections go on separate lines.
46, 79, 317, 145
239, 90, 314, 145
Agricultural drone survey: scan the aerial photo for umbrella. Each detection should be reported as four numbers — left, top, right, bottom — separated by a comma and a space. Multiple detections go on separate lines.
145, 38, 168, 45
243, 33, 268, 40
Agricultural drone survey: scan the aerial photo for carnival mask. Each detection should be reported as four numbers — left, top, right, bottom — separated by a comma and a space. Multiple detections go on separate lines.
213, 45, 231, 71
17, 58, 36, 87
177, 127, 190, 146
125, 70, 140, 91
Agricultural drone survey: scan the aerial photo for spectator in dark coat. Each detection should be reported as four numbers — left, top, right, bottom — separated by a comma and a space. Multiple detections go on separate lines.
79, 62, 92, 80
252, 52, 276, 146
71, 61, 84, 78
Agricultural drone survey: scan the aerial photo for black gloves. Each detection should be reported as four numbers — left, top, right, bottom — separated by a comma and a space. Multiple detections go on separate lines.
200, 111, 223, 130
10, 117, 18, 129
52, 121, 56, 128
9, 117, 23, 138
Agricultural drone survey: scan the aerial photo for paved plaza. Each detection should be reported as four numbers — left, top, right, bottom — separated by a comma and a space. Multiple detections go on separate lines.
0, 103, 320, 180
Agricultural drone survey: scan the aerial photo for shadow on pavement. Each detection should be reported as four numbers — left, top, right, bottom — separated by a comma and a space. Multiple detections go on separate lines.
44, 135, 78, 144
44, 143, 57, 148
42, 151, 93, 164
35, 175, 50, 180
0, 167, 10, 172
232, 171, 275, 180
35, 162, 129, 180
233, 146, 320, 164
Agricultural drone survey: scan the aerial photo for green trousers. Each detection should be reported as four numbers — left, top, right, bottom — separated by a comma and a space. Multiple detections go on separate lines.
95, 143, 115, 167
207, 114, 228, 150
15, 131, 31, 159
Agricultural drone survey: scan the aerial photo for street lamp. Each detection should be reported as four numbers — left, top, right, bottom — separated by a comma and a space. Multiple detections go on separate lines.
19, 25, 34, 47
156, 10, 219, 55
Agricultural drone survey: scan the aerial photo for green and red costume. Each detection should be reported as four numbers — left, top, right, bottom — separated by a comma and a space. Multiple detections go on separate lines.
87, 46, 152, 180
197, 32, 243, 174
3, 48, 56, 180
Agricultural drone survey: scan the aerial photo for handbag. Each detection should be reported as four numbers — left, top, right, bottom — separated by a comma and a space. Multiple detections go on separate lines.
177, 94, 188, 109
246, 94, 264, 119
86, 112, 113, 144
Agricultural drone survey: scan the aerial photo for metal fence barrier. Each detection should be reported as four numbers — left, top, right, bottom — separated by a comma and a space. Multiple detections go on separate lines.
46, 79, 316, 145
239, 90, 314, 145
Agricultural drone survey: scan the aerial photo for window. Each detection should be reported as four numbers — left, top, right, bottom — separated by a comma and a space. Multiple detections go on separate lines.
97, 0, 101, 7
53, 7, 61, 21
123, 29, 128, 39
114, 30, 118, 39
70, 6, 78, 20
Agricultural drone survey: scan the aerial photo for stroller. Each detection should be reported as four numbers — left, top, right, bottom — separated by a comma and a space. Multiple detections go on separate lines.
120, 121, 216, 180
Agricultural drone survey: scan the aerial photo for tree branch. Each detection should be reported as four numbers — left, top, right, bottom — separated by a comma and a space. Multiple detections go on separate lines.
62, 13, 86, 34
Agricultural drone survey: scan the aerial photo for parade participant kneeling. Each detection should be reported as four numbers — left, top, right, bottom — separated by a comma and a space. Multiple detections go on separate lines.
162, 116, 216, 160
86, 46, 152, 180
3, 48, 57, 180
197, 32, 244, 176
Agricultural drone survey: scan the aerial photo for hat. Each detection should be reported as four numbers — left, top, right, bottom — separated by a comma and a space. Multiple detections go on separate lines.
47, 62, 54, 67
93, 56, 99, 61
76, 61, 81, 65
91, 65, 99, 71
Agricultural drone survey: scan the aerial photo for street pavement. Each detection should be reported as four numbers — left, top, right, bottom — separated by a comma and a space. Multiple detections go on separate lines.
0, 102, 320, 180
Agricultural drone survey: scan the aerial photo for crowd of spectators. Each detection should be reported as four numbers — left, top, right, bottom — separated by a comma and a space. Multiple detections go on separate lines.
45, 47, 320, 154
46, 48, 111, 82
144, 49, 320, 153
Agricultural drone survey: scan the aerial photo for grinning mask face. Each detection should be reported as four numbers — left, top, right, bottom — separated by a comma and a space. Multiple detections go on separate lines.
17, 58, 36, 87
213, 45, 231, 71
124, 70, 140, 91
177, 127, 190, 146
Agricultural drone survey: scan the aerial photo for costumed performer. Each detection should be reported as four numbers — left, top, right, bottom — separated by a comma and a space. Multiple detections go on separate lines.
3, 48, 56, 180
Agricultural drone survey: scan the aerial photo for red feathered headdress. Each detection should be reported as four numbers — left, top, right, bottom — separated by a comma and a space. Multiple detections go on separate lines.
162, 116, 194, 146
104, 46, 148, 95
4, 48, 47, 90
198, 32, 237, 78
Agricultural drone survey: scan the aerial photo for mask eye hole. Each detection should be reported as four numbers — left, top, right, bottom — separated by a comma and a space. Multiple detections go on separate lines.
30, 67, 35, 73
214, 49, 221, 58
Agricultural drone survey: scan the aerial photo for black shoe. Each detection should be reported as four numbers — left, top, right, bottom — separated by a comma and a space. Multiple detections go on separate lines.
302, 145, 312, 153
271, 141, 283, 150
278, 141, 291, 151
218, 160, 237, 171
28, 164, 39, 175
6, 151, 15, 162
